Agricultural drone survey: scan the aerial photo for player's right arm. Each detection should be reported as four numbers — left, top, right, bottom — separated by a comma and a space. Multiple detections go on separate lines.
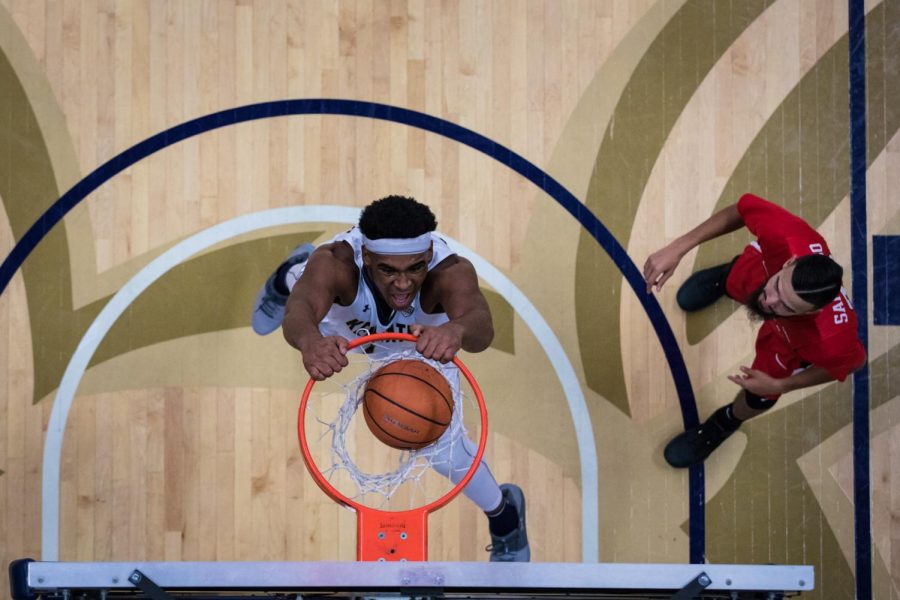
643, 203, 744, 293
282, 243, 356, 380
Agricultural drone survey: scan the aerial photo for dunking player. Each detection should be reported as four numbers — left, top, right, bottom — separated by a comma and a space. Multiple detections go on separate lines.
643, 194, 866, 468
251, 195, 530, 561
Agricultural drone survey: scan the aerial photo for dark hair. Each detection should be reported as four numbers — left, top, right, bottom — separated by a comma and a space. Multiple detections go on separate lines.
358, 196, 437, 239
791, 254, 843, 309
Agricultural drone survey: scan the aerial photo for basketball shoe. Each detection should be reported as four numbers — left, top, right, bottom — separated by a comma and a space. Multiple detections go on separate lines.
675, 261, 734, 312
663, 408, 740, 468
487, 484, 530, 562
251, 243, 314, 335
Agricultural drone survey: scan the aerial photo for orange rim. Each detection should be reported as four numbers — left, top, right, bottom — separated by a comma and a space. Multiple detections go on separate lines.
296, 332, 488, 516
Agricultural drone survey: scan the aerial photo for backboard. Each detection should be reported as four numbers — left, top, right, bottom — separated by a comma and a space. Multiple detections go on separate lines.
11, 559, 814, 599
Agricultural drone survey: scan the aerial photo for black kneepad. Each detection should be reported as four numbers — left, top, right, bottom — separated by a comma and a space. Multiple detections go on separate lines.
744, 391, 777, 411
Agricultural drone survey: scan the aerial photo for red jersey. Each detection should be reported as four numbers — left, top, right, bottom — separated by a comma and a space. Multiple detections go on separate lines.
724, 194, 864, 383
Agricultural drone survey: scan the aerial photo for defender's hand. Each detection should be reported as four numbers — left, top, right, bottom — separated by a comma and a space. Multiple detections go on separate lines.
643, 246, 683, 293
727, 366, 784, 397
410, 323, 464, 363
301, 336, 349, 380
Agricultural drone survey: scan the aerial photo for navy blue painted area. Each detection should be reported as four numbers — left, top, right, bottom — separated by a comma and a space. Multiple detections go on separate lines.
848, 0, 871, 598
687, 465, 705, 562
0, 98, 704, 561
873, 236, 900, 325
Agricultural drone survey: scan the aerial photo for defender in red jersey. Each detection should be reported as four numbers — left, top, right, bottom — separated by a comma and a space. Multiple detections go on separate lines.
643, 194, 866, 468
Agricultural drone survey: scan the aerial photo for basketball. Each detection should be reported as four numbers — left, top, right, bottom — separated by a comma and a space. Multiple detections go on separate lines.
362, 359, 454, 450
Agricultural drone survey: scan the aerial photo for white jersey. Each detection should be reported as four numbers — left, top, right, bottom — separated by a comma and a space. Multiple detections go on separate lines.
286, 228, 501, 512
290, 227, 453, 358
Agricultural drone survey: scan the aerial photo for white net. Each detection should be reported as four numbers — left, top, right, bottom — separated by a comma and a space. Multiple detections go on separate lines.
304, 348, 475, 509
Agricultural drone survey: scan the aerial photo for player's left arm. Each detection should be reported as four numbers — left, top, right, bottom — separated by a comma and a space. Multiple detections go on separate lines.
729, 350, 867, 397
411, 256, 494, 362
729, 365, 834, 397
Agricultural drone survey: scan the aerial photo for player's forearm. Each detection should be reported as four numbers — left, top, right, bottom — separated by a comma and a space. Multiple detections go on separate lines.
776, 366, 835, 394
282, 299, 325, 353
668, 204, 744, 257
451, 310, 494, 353
282, 320, 322, 354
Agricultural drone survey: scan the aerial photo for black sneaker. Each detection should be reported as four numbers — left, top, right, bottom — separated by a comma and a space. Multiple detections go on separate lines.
675, 262, 733, 312
486, 484, 530, 562
664, 421, 736, 468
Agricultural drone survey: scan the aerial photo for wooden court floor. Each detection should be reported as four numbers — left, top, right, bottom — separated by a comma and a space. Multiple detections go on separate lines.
0, 2, 898, 599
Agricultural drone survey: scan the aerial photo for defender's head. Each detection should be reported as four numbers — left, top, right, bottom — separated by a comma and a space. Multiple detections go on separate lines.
746, 254, 843, 320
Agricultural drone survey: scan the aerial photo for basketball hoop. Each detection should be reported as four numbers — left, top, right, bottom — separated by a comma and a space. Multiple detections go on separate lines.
297, 332, 488, 562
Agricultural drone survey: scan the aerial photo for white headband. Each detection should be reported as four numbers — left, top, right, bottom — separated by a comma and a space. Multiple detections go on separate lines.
362, 232, 432, 255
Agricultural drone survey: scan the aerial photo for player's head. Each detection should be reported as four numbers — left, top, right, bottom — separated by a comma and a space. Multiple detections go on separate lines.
746, 254, 843, 320
359, 196, 437, 312
359, 195, 438, 240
